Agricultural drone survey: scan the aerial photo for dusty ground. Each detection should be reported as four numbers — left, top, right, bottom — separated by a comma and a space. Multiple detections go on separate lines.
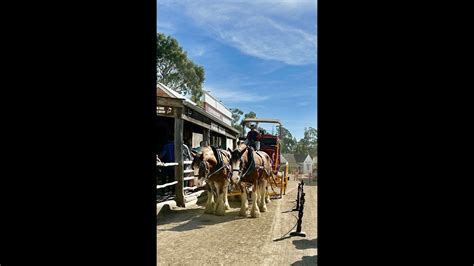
157, 177, 317, 265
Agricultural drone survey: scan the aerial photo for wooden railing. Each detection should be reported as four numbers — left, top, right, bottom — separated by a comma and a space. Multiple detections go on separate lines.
156, 159, 197, 205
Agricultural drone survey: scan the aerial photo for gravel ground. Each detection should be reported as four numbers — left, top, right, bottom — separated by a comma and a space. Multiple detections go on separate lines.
157, 178, 317, 265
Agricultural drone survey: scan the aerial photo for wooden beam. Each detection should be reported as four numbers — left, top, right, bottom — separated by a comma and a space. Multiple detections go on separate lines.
157, 96, 183, 108
174, 108, 185, 207
181, 113, 211, 129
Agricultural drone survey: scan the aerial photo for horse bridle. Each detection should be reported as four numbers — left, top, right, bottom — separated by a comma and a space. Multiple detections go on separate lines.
232, 146, 255, 180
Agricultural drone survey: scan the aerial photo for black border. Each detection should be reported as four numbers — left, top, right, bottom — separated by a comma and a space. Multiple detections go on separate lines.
2, 1, 157, 265
2, 1, 470, 265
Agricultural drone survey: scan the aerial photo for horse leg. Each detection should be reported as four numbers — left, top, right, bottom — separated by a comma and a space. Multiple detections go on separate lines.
204, 184, 215, 214
239, 184, 248, 217
215, 183, 226, 216
265, 185, 271, 203
265, 175, 271, 203
250, 181, 261, 218
259, 179, 268, 212
224, 180, 231, 210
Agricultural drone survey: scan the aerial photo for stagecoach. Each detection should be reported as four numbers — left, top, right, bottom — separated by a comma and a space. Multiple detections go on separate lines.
228, 118, 289, 199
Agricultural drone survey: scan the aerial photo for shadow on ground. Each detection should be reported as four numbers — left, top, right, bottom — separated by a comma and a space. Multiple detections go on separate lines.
291, 255, 317, 265
293, 238, 317, 249
304, 180, 317, 186
157, 200, 246, 231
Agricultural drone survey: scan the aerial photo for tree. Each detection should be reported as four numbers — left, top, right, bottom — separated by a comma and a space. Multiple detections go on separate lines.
229, 108, 243, 133
157, 33, 205, 105
242, 111, 266, 133
294, 127, 318, 158
277, 126, 297, 154
244, 111, 256, 119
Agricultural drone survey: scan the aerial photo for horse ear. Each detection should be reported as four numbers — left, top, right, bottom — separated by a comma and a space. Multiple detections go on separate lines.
227, 147, 232, 153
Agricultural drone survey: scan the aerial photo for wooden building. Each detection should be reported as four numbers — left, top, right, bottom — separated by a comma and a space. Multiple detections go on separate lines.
157, 83, 240, 208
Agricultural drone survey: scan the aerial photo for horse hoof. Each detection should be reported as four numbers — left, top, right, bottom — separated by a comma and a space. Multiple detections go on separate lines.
251, 211, 261, 218
239, 210, 248, 217
225, 204, 231, 210
260, 206, 267, 212
216, 210, 226, 216
265, 199, 271, 204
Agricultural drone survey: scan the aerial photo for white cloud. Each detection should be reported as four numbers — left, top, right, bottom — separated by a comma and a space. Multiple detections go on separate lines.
205, 87, 271, 103
157, 21, 176, 34
190, 46, 207, 57
297, 101, 309, 106
177, 1, 317, 65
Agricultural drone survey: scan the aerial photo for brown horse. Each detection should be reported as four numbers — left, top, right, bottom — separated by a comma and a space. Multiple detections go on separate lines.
229, 143, 273, 218
191, 146, 232, 216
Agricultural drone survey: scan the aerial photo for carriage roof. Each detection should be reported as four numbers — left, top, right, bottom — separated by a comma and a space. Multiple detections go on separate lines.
241, 118, 282, 125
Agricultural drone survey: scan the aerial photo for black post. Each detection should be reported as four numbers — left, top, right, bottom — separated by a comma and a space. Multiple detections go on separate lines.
290, 180, 306, 237
292, 182, 301, 211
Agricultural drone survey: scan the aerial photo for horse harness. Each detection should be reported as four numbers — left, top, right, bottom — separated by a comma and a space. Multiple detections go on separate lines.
199, 146, 233, 183
239, 147, 271, 183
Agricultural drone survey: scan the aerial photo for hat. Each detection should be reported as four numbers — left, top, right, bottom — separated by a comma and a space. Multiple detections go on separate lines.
250, 124, 256, 129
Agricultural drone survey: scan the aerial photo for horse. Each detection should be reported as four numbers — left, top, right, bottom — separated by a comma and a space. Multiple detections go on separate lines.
191, 146, 232, 216
229, 143, 273, 218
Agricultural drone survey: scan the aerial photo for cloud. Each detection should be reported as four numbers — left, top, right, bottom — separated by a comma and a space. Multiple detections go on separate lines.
157, 21, 176, 34
190, 46, 207, 57
297, 101, 309, 106
205, 87, 271, 103
175, 1, 316, 65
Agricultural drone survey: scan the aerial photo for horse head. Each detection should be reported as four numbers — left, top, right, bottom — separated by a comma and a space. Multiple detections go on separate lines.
229, 145, 248, 184
191, 150, 209, 187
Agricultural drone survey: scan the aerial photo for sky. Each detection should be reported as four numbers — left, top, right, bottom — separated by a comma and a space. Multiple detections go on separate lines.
157, 0, 317, 140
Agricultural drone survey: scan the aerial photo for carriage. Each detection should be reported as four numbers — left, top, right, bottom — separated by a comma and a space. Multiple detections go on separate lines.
228, 118, 289, 199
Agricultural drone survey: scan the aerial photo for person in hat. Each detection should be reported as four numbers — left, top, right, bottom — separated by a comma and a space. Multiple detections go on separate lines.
245, 123, 261, 150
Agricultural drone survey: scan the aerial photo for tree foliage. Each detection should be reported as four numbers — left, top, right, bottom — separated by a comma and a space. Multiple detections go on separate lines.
244, 111, 256, 119
277, 126, 297, 154
229, 108, 243, 133
157, 33, 205, 105
294, 127, 318, 158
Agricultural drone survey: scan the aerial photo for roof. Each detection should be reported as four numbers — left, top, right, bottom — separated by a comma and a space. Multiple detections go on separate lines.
280, 154, 288, 164
182, 101, 240, 135
203, 90, 233, 115
282, 154, 297, 163
282, 154, 298, 169
157, 82, 196, 106
157, 82, 239, 135
294, 154, 311, 163
242, 118, 282, 125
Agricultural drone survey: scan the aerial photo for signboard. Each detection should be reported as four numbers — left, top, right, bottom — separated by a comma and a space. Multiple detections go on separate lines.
157, 106, 174, 116
210, 122, 226, 135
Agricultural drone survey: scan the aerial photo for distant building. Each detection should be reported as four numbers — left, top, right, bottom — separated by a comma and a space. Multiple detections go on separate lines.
157, 83, 239, 151
282, 153, 298, 172
294, 154, 313, 174
202, 91, 233, 126
202, 91, 235, 149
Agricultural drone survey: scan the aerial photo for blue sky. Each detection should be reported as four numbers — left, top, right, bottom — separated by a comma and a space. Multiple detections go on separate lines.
157, 0, 317, 140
